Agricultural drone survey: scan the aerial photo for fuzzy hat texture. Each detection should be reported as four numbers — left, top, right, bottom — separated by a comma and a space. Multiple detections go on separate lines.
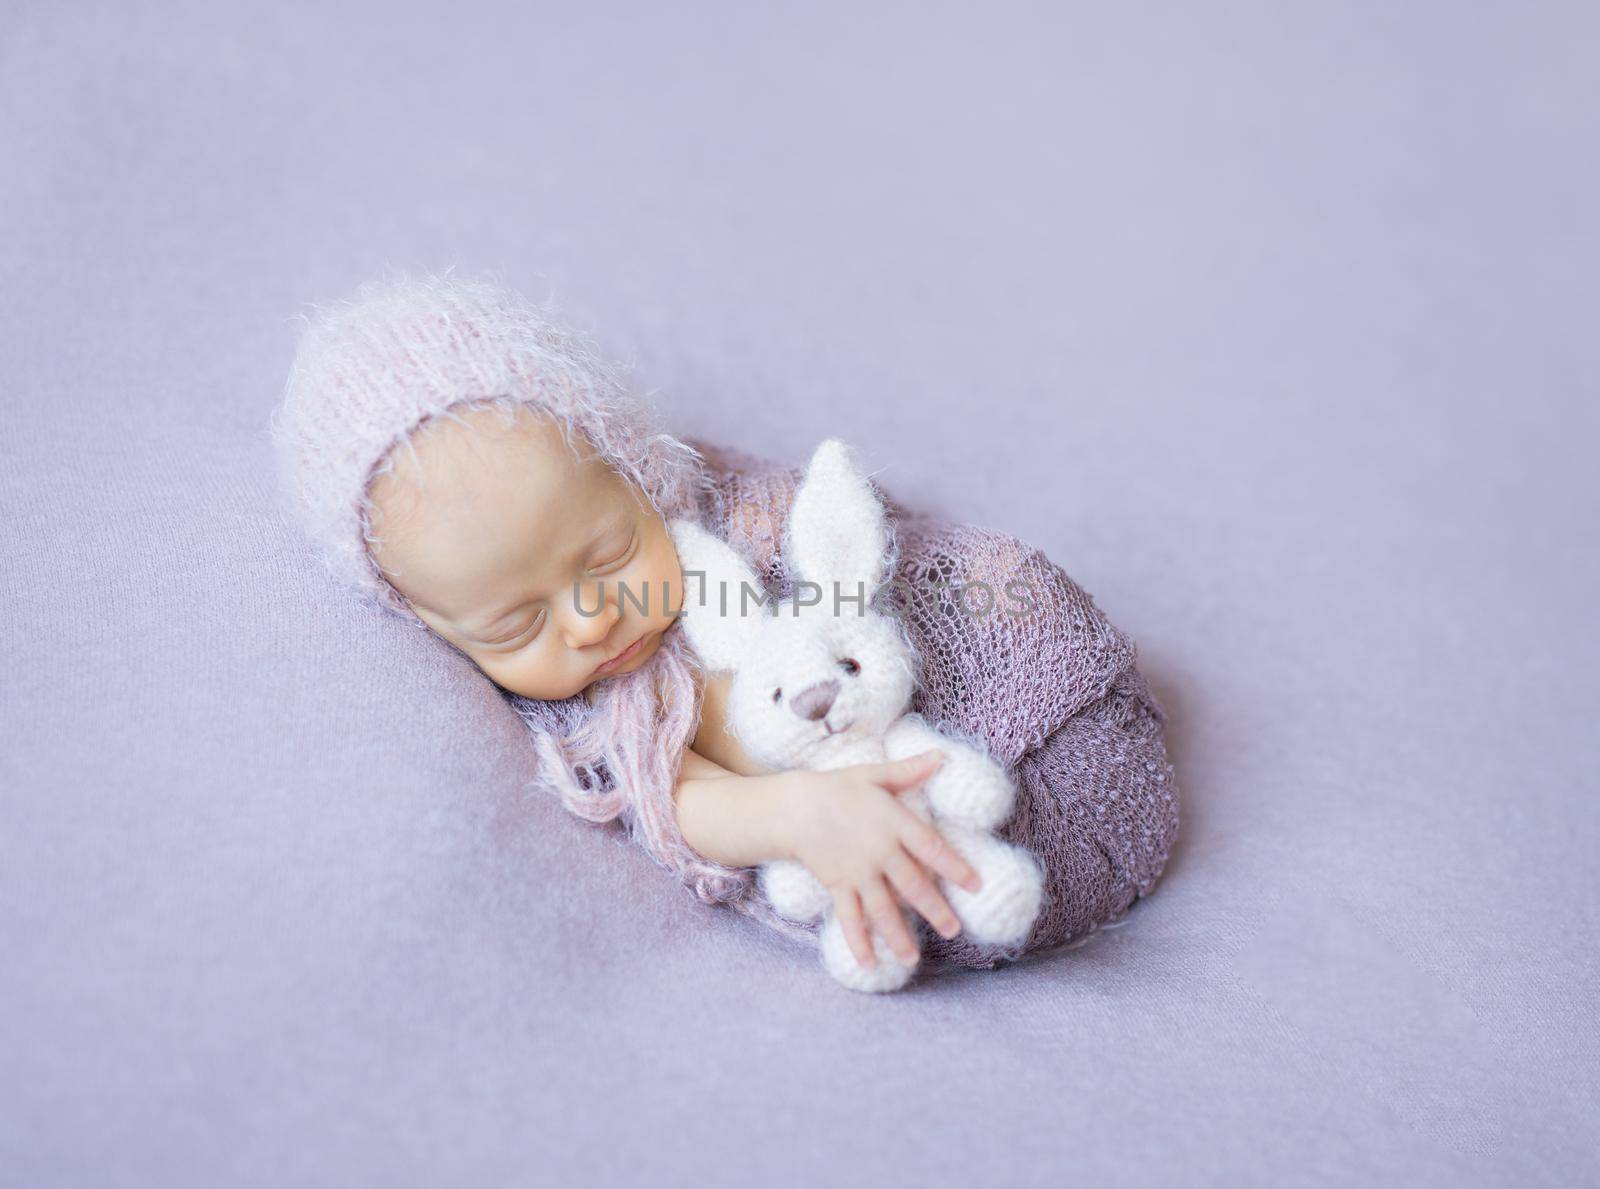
269, 268, 711, 623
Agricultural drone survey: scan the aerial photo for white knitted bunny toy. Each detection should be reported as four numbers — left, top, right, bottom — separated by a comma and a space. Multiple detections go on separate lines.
670, 438, 1045, 992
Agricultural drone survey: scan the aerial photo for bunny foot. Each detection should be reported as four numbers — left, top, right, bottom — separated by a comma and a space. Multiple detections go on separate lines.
939, 825, 1045, 948
818, 911, 921, 993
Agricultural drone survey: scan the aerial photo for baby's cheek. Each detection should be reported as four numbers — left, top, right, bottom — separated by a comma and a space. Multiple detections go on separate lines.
638, 532, 683, 621
470, 644, 563, 702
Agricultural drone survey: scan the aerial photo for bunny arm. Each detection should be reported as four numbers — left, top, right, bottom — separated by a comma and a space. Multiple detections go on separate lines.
759, 860, 831, 923
882, 714, 1015, 831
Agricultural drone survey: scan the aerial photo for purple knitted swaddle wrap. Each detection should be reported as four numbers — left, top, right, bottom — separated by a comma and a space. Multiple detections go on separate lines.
512, 437, 1181, 969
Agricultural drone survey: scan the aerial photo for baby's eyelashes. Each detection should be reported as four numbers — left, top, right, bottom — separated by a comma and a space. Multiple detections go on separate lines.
479, 609, 546, 648
587, 530, 639, 574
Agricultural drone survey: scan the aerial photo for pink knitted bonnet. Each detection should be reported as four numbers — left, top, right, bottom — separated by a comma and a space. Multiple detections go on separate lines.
269, 268, 712, 622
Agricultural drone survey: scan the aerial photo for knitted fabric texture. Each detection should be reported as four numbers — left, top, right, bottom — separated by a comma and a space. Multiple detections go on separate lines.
516, 437, 1183, 969
270, 269, 711, 622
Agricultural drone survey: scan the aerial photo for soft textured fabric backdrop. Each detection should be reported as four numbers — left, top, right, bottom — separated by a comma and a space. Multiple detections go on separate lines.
2, 2, 1596, 1186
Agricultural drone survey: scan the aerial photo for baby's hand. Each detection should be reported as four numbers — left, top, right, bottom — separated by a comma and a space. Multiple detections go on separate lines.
779, 751, 984, 969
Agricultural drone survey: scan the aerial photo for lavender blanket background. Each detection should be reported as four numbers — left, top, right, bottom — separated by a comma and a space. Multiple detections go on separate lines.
3, 2, 1596, 1185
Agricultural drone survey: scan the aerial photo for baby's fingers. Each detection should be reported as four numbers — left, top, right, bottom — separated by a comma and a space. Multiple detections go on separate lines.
885, 850, 962, 941
861, 876, 920, 966
832, 888, 877, 969
900, 817, 982, 893
873, 750, 946, 794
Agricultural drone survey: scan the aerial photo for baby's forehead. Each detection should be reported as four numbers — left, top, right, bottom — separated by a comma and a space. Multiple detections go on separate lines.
370, 402, 632, 537
364, 402, 643, 609
390, 404, 597, 492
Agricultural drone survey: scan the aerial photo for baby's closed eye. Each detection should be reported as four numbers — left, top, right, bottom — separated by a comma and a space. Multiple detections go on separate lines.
589, 528, 638, 572
482, 609, 546, 648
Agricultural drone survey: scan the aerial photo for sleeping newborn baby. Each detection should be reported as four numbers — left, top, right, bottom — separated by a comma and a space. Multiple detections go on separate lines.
272, 271, 1180, 981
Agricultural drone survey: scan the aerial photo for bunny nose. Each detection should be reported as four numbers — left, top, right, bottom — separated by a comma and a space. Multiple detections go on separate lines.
790, 679, 840, 721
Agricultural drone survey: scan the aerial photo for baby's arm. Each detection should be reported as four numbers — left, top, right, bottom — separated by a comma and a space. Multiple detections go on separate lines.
674, 746, 797, 868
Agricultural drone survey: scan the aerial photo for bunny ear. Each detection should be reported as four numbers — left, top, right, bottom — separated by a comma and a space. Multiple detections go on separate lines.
669, 519, 768, 672
783, 438, 889, 594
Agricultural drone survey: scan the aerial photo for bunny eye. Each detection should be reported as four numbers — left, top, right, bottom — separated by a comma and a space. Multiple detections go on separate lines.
772, 688, 782, 704
839, 658, 861, 676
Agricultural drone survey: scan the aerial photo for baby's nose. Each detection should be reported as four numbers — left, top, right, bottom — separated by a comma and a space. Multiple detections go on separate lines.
563, 596, 620, 648
790, 679, 839, 722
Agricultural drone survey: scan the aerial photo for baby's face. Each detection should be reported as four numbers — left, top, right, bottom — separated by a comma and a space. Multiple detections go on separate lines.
367, 403, 684, 701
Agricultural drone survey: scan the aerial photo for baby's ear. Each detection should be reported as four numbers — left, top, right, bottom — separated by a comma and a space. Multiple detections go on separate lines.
669, 519, 768, 672
783, 438, 889, 594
